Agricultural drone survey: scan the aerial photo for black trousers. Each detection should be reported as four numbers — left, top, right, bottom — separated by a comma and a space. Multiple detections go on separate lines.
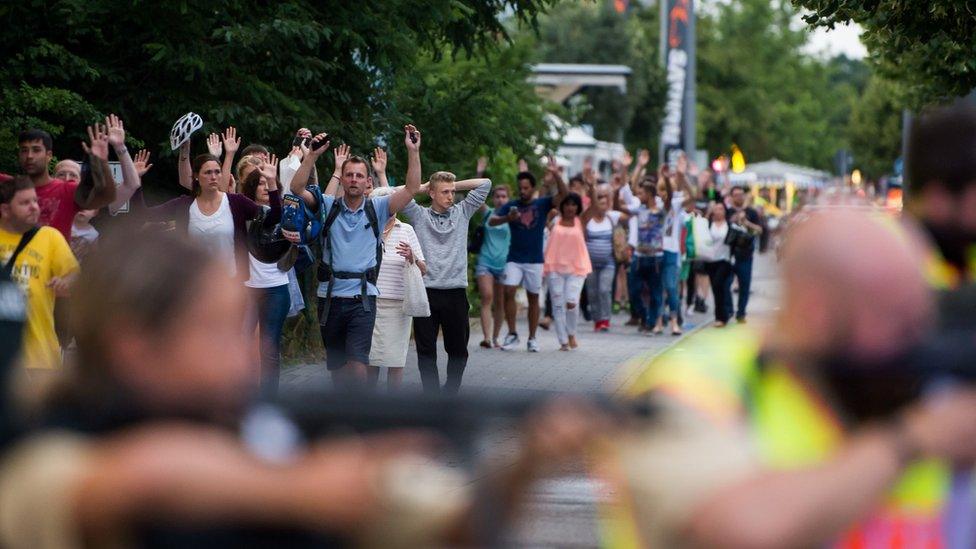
705, 260, 733, 323
413, 288, 470, 394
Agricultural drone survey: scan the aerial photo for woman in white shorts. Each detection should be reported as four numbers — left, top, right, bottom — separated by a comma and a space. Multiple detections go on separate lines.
368, 187, 427, 390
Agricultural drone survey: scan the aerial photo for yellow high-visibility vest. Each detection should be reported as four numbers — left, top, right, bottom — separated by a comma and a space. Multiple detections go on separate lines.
603, 327, 949, 548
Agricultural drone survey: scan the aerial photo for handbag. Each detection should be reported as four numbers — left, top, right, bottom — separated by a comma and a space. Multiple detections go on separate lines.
402, 261, 431, 317
691, 215, 715, 261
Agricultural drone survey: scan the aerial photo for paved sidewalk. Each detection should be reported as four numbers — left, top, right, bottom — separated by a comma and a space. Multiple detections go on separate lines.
281, 253, 780, 547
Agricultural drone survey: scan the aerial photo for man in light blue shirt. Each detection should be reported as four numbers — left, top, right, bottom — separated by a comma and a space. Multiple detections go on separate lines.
287, 125, 422, 384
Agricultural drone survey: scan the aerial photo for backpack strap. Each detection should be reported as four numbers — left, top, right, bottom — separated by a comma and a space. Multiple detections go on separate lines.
317, 198, 382, 325
2, 227, 40, 277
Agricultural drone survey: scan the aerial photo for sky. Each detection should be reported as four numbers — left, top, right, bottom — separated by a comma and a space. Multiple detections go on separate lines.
802, 20, 868, 59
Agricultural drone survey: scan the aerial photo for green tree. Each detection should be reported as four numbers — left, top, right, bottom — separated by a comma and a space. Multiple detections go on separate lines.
848, 76, 903, 179
530, 1, 667, 151
0, 0, 557, 183
696, 0, 857, 170
794, 0, 976, 106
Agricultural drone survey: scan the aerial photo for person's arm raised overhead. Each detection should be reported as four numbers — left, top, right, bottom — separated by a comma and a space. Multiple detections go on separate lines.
104, 114, 140, 214
77, 124, 117, 210
325, 143, 350, 198
547, 156, 568, 207
631, 149, 650, 190
371, 147, 389, 188
178, 141, 192, 191
206, 132, 223, 159
290, 133, 330, 211
219, 127, 240, 193
388, 125, 422, 214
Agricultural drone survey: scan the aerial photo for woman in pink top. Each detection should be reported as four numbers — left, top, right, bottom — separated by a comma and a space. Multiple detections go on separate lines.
544, 193, 592, 351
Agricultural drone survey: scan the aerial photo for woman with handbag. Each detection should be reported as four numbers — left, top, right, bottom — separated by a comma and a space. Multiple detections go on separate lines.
703, 202, 734, 327
367, 187, 427, 390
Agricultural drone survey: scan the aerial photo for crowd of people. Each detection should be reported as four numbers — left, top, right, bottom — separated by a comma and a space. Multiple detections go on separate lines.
3, 97, 976, 548
1, 111, 775, 397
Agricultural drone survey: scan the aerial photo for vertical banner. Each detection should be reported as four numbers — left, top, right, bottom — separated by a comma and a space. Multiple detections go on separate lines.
659, 0, 696, 165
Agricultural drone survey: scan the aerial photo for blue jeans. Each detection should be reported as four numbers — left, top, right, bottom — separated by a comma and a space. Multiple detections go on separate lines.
636, 256, 664, 327
661, 251, 681, 320
727, 255, 754, 320
246, 284, 291, 395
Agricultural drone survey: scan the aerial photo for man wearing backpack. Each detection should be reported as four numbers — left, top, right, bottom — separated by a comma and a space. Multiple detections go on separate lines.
286, 126, 423, 385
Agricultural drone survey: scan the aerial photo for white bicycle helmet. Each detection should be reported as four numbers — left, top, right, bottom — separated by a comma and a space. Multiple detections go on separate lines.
170, 112, 203, 150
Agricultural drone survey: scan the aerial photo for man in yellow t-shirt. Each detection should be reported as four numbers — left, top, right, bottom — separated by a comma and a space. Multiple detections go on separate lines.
0, 176, 78, 371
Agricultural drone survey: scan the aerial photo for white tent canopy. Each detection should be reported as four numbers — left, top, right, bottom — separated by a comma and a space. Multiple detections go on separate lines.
728, 159, 831, 189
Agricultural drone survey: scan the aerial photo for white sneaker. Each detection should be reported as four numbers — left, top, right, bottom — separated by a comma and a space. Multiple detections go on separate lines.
527, 338, 541, 352
500, 333, 520, 351
686, 305, 696, 317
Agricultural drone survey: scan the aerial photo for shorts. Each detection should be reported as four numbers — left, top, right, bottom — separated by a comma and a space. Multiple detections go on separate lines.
475, 263, 506, 282
691, 259, 708, 276
368, 298, 412, 368
318, 296, 377, 371
504, 262, 544, 294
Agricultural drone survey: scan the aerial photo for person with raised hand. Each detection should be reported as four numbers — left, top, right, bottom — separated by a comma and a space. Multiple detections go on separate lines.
401, 157, 491, 393
491, 156, 568, 352
103, 114, 142, 215
134, 144, 280, 281
7, 126, 116, 241
285, 126, 422, 386
371, 146, 389, 188
178, 127, 241, 193
239, 156, 289, 393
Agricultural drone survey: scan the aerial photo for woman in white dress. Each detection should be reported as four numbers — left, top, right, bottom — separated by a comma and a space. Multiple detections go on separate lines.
367, 186, 427, 390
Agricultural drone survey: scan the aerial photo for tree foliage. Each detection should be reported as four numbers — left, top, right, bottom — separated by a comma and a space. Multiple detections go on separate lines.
793, 0, 976, 106
0, 0, 557, 184
531, 1, 667, 151
696, 0, 860, 171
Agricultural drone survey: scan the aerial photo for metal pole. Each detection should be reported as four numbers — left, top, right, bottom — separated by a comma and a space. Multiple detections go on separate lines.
683, 0, 696, 159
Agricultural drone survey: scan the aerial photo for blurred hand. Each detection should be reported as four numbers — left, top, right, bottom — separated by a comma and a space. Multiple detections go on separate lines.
308, 133, 330, 159
207, 133, 223, 157
404, 124, 421, 152
333, 143, 350, 170
371, 147, 387, 175
47, 275, 74, 297
902, 388, 976, 463
222, 127, 240, 156
82, 124, 110, 161
519, 398, 610, 471
637, 149, 650, 168
518, 158, 529, 173
105, 114, 126, 149
259, 154, 279, 188
476, 156, 488, 176
133, 149, 153, 176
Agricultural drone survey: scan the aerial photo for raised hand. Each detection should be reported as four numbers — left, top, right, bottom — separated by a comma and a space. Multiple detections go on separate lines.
371, 147, 387, 175
207, 133, 223, 157
105, 114, 126, 149
222, 127, 240, 156
621, 150, 633, 168
133, 150, 153, 176
307, 133, 330, 159
333, 143, 350, 168
518, 158, 529, 173
259, 154, 279, 182
82, 124, 110, 161
404, 124, 421, 152
637, 149, 651, 168
476, 156, 488, 176
297, 127, 312, 157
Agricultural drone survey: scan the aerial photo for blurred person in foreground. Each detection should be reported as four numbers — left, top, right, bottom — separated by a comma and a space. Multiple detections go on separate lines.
0, 229, 602, 549
606, 209, 976, 548
906, 100, 976, 300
